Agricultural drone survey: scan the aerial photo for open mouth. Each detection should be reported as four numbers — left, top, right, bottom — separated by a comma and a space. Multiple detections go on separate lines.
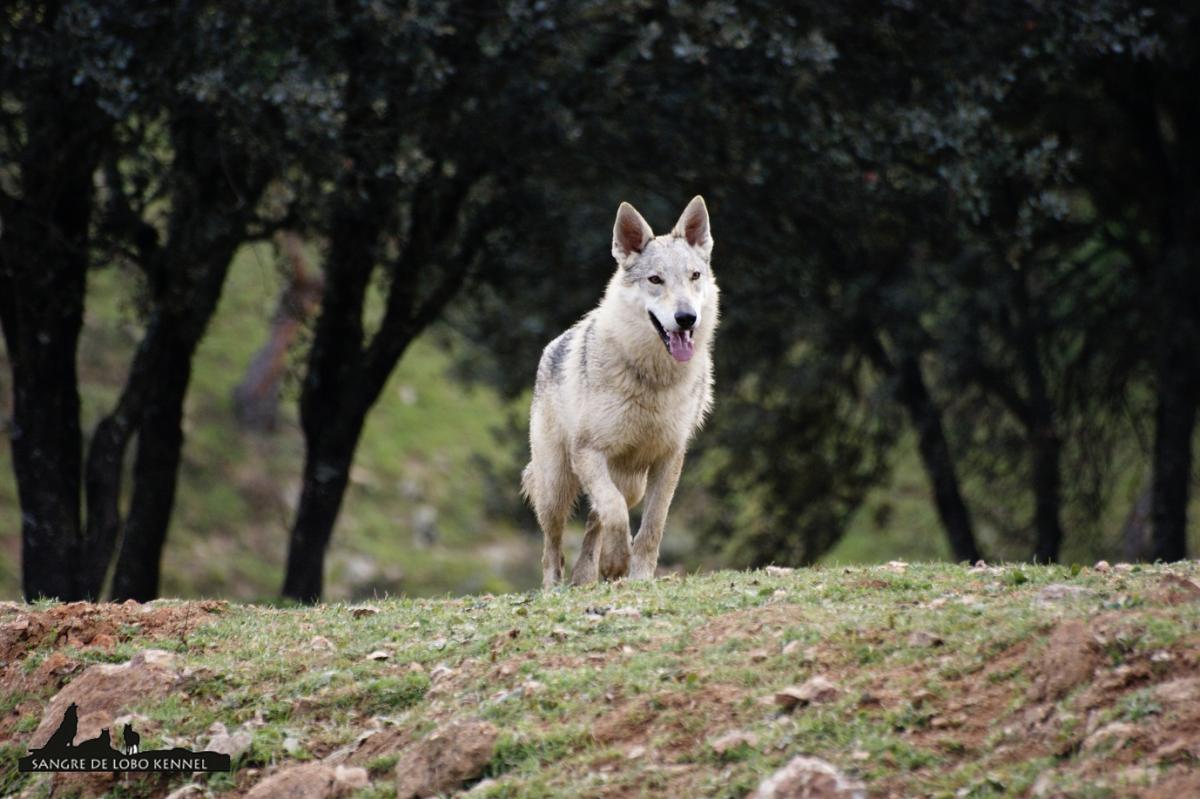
648, 312, 695, 363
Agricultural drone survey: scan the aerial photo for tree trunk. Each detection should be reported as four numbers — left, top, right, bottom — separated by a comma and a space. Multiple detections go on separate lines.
85, 109, 269, 600
0, 248, 88, 600
1149, 241, 1200, 562
893, 352, 982, 562
282, 421, 363, 603
109, 344, 193, 601
0, 91, 105, 600
82, 322, 162, 595
1030, 424, 1064, 563
1010, 271, 1065, 563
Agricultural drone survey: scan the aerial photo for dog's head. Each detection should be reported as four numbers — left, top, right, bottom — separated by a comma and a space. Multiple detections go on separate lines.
611, 196, 716, 363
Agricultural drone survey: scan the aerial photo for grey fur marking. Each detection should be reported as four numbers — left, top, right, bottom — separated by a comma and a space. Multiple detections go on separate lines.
580, 318, 596, 384
548, 328, 574, 380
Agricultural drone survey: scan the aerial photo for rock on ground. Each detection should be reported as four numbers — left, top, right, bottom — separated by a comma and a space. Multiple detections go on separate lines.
394, 719, 498, 799
30, 649, 181, 747
246, 763, 368, 799
747, 755, 866, 799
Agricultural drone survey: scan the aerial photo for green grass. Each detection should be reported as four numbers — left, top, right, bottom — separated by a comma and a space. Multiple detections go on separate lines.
5, 563, 1198, 797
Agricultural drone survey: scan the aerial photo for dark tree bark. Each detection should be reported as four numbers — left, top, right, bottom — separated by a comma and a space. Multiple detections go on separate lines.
281, 180, 483, 602
1149, 244, 1200, 562
862, 330, 982, 563
109, 335, 195, 600
1126, 65, 1200, 562
87, 113, 272, 600
0, 65, 108, 600
283, 415, 364, 602
893, 352, 981, 563
1015, 279, 1065, 563
1029, 423, 1064, 563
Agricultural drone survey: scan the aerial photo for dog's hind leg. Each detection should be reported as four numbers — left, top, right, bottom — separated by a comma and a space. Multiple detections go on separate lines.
572, 509, 603, 586
525, 455, 577, 588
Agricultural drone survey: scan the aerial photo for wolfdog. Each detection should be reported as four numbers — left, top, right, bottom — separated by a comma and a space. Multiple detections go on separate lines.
522, 196, 718, 587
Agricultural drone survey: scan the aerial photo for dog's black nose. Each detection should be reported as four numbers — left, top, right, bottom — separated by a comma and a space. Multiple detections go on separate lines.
675, 311, 697, 330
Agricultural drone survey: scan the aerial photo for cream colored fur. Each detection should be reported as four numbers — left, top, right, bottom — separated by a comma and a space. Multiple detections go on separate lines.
522, 196, 718, 587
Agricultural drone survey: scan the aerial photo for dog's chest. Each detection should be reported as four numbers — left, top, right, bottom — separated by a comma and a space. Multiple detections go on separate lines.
591, 372, 703, 464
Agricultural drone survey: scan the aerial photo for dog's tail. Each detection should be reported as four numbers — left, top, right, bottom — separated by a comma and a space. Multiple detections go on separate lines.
519, 462, 536, 506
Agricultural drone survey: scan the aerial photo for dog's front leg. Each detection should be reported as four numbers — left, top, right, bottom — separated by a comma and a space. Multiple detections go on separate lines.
570, 446, 627, 586
629, 451, 685, 581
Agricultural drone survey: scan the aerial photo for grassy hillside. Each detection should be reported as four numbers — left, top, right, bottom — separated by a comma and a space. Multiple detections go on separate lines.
3, 563, 1199, 798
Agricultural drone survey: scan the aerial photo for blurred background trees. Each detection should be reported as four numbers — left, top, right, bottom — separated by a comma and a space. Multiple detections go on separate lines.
1, 0, 1196, 602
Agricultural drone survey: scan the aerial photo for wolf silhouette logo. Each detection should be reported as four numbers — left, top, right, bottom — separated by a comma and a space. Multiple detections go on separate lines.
18, 704, 231, 773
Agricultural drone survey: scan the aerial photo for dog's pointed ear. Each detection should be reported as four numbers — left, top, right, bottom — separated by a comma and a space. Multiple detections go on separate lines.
672, 195, 712, 257
612, 202, 654, 263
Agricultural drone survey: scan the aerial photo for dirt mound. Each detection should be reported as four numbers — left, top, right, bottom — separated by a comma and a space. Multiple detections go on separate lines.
0, 599, 226, 663
393, 719, 498, 798
0, 600, 225, 754
1028, 619, 1102, 701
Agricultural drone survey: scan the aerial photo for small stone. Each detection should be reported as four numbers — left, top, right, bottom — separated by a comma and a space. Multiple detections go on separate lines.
781, 640, 801, 656
747, 755, 865, 799
310, 635, 335, 651
350, 605, 380, 618
206, 722, 253, 760
910, 690, 935, 708
625, 745, 646, 759
907, 630, 944, 648
709, 729, 758, 755
164, 784, 204, 799
429, 664, 456, 683
366, 649, 391, 661
750, 649, 770, 663
1093, 560, 1111, 573
608, 607, 642, 619
765, 565, 794, 576
774, 676, 840, 710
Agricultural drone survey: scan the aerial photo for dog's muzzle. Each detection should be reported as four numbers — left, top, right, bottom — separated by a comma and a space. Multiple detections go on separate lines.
648, 312, 695, 362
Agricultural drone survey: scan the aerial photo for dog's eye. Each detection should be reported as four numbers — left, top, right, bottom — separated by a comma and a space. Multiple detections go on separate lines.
648, 275, 663, 285
690, 271, 701, 281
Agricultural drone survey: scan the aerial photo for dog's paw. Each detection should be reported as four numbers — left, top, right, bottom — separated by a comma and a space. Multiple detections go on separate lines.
569, 561, 599, 586
599, 545, 631, 581
628, 559, 656, 581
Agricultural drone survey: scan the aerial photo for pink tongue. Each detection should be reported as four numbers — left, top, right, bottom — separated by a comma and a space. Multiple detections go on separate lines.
668, 331, 695, 362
